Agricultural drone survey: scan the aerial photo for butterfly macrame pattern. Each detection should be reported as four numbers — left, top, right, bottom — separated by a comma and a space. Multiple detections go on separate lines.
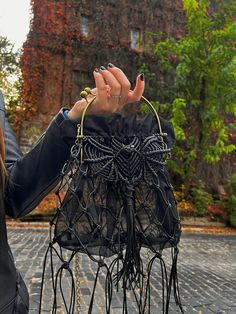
40, 111, 184, 314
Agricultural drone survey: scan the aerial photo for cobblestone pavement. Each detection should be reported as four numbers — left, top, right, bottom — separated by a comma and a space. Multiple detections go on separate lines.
8, 228, 236, 314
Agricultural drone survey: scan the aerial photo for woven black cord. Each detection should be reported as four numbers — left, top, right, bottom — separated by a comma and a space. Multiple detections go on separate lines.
104, 262, 113, 314
52, 265, 61, 313
57, 264, 75, 314
41, 125, 182, 313
39, 244, 50, 313
160, 256, 167, 313
165, 247, 184, 313
122, 277, 128, 314
171, 248, 184, 313
142, 254, 157, 314
40, 220, 77, 313
88, 264, 102, 314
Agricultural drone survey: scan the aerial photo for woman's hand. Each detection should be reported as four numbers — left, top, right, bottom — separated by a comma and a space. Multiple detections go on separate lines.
67, 64, 145, 120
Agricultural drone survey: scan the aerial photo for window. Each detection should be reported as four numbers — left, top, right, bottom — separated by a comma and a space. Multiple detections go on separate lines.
130, 29, 141, 50
81, 15, 89, 37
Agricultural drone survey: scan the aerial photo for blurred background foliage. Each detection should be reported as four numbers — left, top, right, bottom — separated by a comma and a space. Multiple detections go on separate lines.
0, 36, 22, 125
141, 0, 236, 225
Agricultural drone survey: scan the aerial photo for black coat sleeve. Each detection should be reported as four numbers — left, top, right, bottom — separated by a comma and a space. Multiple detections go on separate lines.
5, 110, 78, 218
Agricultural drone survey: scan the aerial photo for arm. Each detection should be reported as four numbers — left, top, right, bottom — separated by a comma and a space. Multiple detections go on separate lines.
5, 109, 77, 217
4, 66, 145, 218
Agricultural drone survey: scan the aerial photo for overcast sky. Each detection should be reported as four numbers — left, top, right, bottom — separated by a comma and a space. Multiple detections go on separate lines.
0, 0, 31, 51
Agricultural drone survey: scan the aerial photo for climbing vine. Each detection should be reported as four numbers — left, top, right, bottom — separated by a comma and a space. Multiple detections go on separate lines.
19, 0, 72, 129
19, 0, 148, 131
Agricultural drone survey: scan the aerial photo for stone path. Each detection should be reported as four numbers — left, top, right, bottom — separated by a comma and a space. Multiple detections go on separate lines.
8, 228, 236, 313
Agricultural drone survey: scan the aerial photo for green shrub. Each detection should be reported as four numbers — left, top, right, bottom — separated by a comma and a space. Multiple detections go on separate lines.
229, 212, 236, 228
227, 174, 236, 228
191, 181, 213, 216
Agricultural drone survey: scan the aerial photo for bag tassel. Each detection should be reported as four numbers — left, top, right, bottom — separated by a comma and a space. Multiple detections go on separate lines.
117, 184, 143, 289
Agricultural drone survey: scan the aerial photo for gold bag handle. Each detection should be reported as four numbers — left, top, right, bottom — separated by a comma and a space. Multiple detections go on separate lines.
77, 92, 163, 139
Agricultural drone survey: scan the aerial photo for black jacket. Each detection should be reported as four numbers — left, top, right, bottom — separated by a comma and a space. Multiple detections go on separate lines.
0, 91, 77, 313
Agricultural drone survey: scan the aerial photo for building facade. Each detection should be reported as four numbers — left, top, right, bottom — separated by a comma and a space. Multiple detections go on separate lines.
21, 0, 185, 127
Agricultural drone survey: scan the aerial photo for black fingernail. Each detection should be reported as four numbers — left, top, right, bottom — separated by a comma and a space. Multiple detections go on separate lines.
100, 66, 106, 71
108, 63, 114, 68
94, 68, 99, 72
140, 73, 145, 81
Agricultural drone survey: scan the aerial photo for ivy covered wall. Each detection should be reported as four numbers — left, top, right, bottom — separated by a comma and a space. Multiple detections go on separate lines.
20, 0, 185, 126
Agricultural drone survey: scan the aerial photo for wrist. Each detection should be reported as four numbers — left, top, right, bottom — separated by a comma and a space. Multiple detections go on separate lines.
67, 109, 81, 121
67, 102, 87, 121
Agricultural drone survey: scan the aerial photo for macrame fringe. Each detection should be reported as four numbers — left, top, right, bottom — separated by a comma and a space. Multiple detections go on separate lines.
39, 223, 184, 314
38, 115, 184, 313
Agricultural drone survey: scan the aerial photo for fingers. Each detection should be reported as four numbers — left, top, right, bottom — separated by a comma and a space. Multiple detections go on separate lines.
92, 65, 145, 113
92, 70, 117, 113
106, 64, 145, 105
98, 66, 122, 111
100, 66, 122, 97
93, 69, 108, 104
106, 64, 131, 104
126, 74, 145, 104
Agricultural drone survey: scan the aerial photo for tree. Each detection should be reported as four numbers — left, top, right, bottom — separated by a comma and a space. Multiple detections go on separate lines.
143, 0, 236, 191
0, 36, 22, 124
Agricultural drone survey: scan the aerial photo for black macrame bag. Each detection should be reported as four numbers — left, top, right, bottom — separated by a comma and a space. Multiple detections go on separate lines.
40, 96, 184, 314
